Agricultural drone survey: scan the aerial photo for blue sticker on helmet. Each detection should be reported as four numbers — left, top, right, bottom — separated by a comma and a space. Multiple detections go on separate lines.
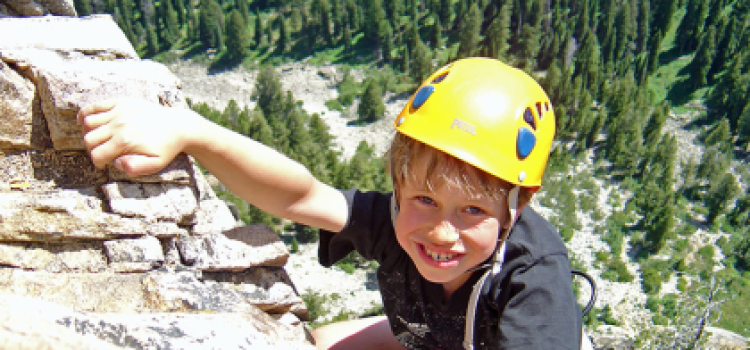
517, 127, 536, 158
412, 85, 435, 110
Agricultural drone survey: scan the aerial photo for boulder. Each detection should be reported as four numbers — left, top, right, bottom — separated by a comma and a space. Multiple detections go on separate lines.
0, 11, 313, 349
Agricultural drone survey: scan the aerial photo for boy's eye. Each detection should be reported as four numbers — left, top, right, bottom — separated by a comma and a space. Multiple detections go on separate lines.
417, 196, 435, 205
465, 206, 485, 215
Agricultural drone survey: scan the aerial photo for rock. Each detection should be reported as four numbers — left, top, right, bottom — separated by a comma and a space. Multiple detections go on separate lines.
0, 208, 147, 242
0, 59, 42, 150
107, 153, 194, 185
102, 182, 198, 224
191, 199, 239, 234
0, 294, 313, 350
0, 150, 106, 191
0, 15, 134, 57
104, 235, 165, 273
0, 12, 313, 348
0, 240, 106, 272
205, 267, 309, 319
177, 225, 288, 271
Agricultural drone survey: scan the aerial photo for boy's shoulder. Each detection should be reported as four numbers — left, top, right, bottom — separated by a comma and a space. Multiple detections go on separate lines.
506, 205, 569, 261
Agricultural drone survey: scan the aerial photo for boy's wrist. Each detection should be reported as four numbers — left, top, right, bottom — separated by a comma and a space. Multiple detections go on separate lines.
176, 109, 213, 156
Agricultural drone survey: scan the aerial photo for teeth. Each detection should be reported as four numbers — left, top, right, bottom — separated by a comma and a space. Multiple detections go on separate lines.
423, 247, 456, 261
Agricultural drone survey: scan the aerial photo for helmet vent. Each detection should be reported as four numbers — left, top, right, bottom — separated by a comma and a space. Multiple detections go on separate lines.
523, 108, 536, 130
431, 72, 449, 84
535, 102, 543, 120
411, 85, 435, 110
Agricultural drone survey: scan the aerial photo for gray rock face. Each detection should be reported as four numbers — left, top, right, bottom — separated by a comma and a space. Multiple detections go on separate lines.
0, 12, 313, 349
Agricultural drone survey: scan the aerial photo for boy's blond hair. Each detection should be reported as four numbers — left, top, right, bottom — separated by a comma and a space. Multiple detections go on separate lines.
387, 133, 533, 207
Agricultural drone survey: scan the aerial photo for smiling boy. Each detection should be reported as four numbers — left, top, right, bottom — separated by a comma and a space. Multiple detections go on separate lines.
78, 58, 581, 349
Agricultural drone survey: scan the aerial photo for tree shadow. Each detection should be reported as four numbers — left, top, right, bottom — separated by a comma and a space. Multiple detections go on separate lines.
666, 75, 696, 107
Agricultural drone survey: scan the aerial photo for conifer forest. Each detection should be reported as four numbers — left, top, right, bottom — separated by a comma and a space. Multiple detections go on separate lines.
75, 0, 750, 343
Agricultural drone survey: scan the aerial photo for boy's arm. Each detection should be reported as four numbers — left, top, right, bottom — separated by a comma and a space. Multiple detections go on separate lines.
78, 98, 349, 232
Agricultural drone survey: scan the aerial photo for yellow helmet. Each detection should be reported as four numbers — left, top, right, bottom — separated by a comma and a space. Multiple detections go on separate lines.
394, 57, 555, 188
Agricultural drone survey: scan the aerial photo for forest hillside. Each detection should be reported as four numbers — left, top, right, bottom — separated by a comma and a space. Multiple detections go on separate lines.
74, 0, 750, 346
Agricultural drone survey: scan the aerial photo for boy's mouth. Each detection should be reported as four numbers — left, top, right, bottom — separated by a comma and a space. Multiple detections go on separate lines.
420, 244, 462, 262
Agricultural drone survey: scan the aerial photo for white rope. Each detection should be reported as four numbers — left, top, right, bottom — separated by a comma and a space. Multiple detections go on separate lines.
463, 187, 519, 349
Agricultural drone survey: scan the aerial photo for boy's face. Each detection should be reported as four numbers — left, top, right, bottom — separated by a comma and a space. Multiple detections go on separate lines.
393, 158, 510, 297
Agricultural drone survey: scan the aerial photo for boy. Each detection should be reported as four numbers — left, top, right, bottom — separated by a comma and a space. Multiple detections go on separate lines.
78, 58, 582, 349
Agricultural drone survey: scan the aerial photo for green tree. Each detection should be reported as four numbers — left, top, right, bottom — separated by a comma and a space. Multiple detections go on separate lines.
705, 172, 739, 224
358, 78, 385, 123
687, 26, 716, 89
74, 0, 92, 16
225, 9, 250, 60
364, 0, 387, 46
161, 0, 181, 48
411, 38, 433, 84
252, 66, 286, 121
200, 0, 224, 49
276, 15, 290, 53
254, 10, 264, 48
704, 119, 733, 153
650, 0, 678, 40
675, 0, 710, 53
457, 3, 482, 58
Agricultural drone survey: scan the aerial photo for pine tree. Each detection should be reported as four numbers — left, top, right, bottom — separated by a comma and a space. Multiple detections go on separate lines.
252, 66, 286, 120
276, 15, 290, 53
200, 0, 224, 49
738, 103, 750, 146
74, 0, 92, 16
708, 15, 734, 82
646, 29, 663, 74
237, 0, 250, 22
161, 0, 181, 48
246, 110, 276, 148
675, 0, 710, 53
226, 9, 249, 60
483, 2, 510, 59
705, 172, 739, 224
517, 22, 541, 69
364, 0, 387, 46
688, 25, 717, 89
358, 78, 385, 123
457, 3, 481, 58
651, 0, 678, 40
635, 0, 649, 53
254, 10, 264, 48
411, 38, 433, 84
613, 4, 634, 62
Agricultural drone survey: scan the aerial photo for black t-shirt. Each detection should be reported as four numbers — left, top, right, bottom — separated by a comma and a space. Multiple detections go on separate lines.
319, 190, 582, 349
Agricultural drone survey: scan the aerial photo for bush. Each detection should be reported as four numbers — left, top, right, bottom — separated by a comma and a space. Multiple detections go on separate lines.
641, 267, 663, 294
301, 289, 329, 325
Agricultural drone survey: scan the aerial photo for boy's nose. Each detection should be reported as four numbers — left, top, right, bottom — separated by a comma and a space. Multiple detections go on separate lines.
428, 221, 460, 245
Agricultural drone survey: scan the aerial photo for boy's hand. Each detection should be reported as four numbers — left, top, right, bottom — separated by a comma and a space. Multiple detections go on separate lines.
77, 98, 197, 177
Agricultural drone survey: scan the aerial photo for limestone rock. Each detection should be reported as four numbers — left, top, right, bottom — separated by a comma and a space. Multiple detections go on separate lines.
102, 182, 198, 224
0, 294, 313, 350
205, 267, 309, 320
0, 13, 313, 348
0, 269, 149, 313
191, 199, 238, 234
0, 208, 147, 242
28, 54, 184, 150
107, 153, 194, 185
0, 59, 46, 150
0, 15, 133, 57
104, 235, 165, 273
0, 240, 106, 272
177, 225, 288, 271
0, 150, 106, 191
